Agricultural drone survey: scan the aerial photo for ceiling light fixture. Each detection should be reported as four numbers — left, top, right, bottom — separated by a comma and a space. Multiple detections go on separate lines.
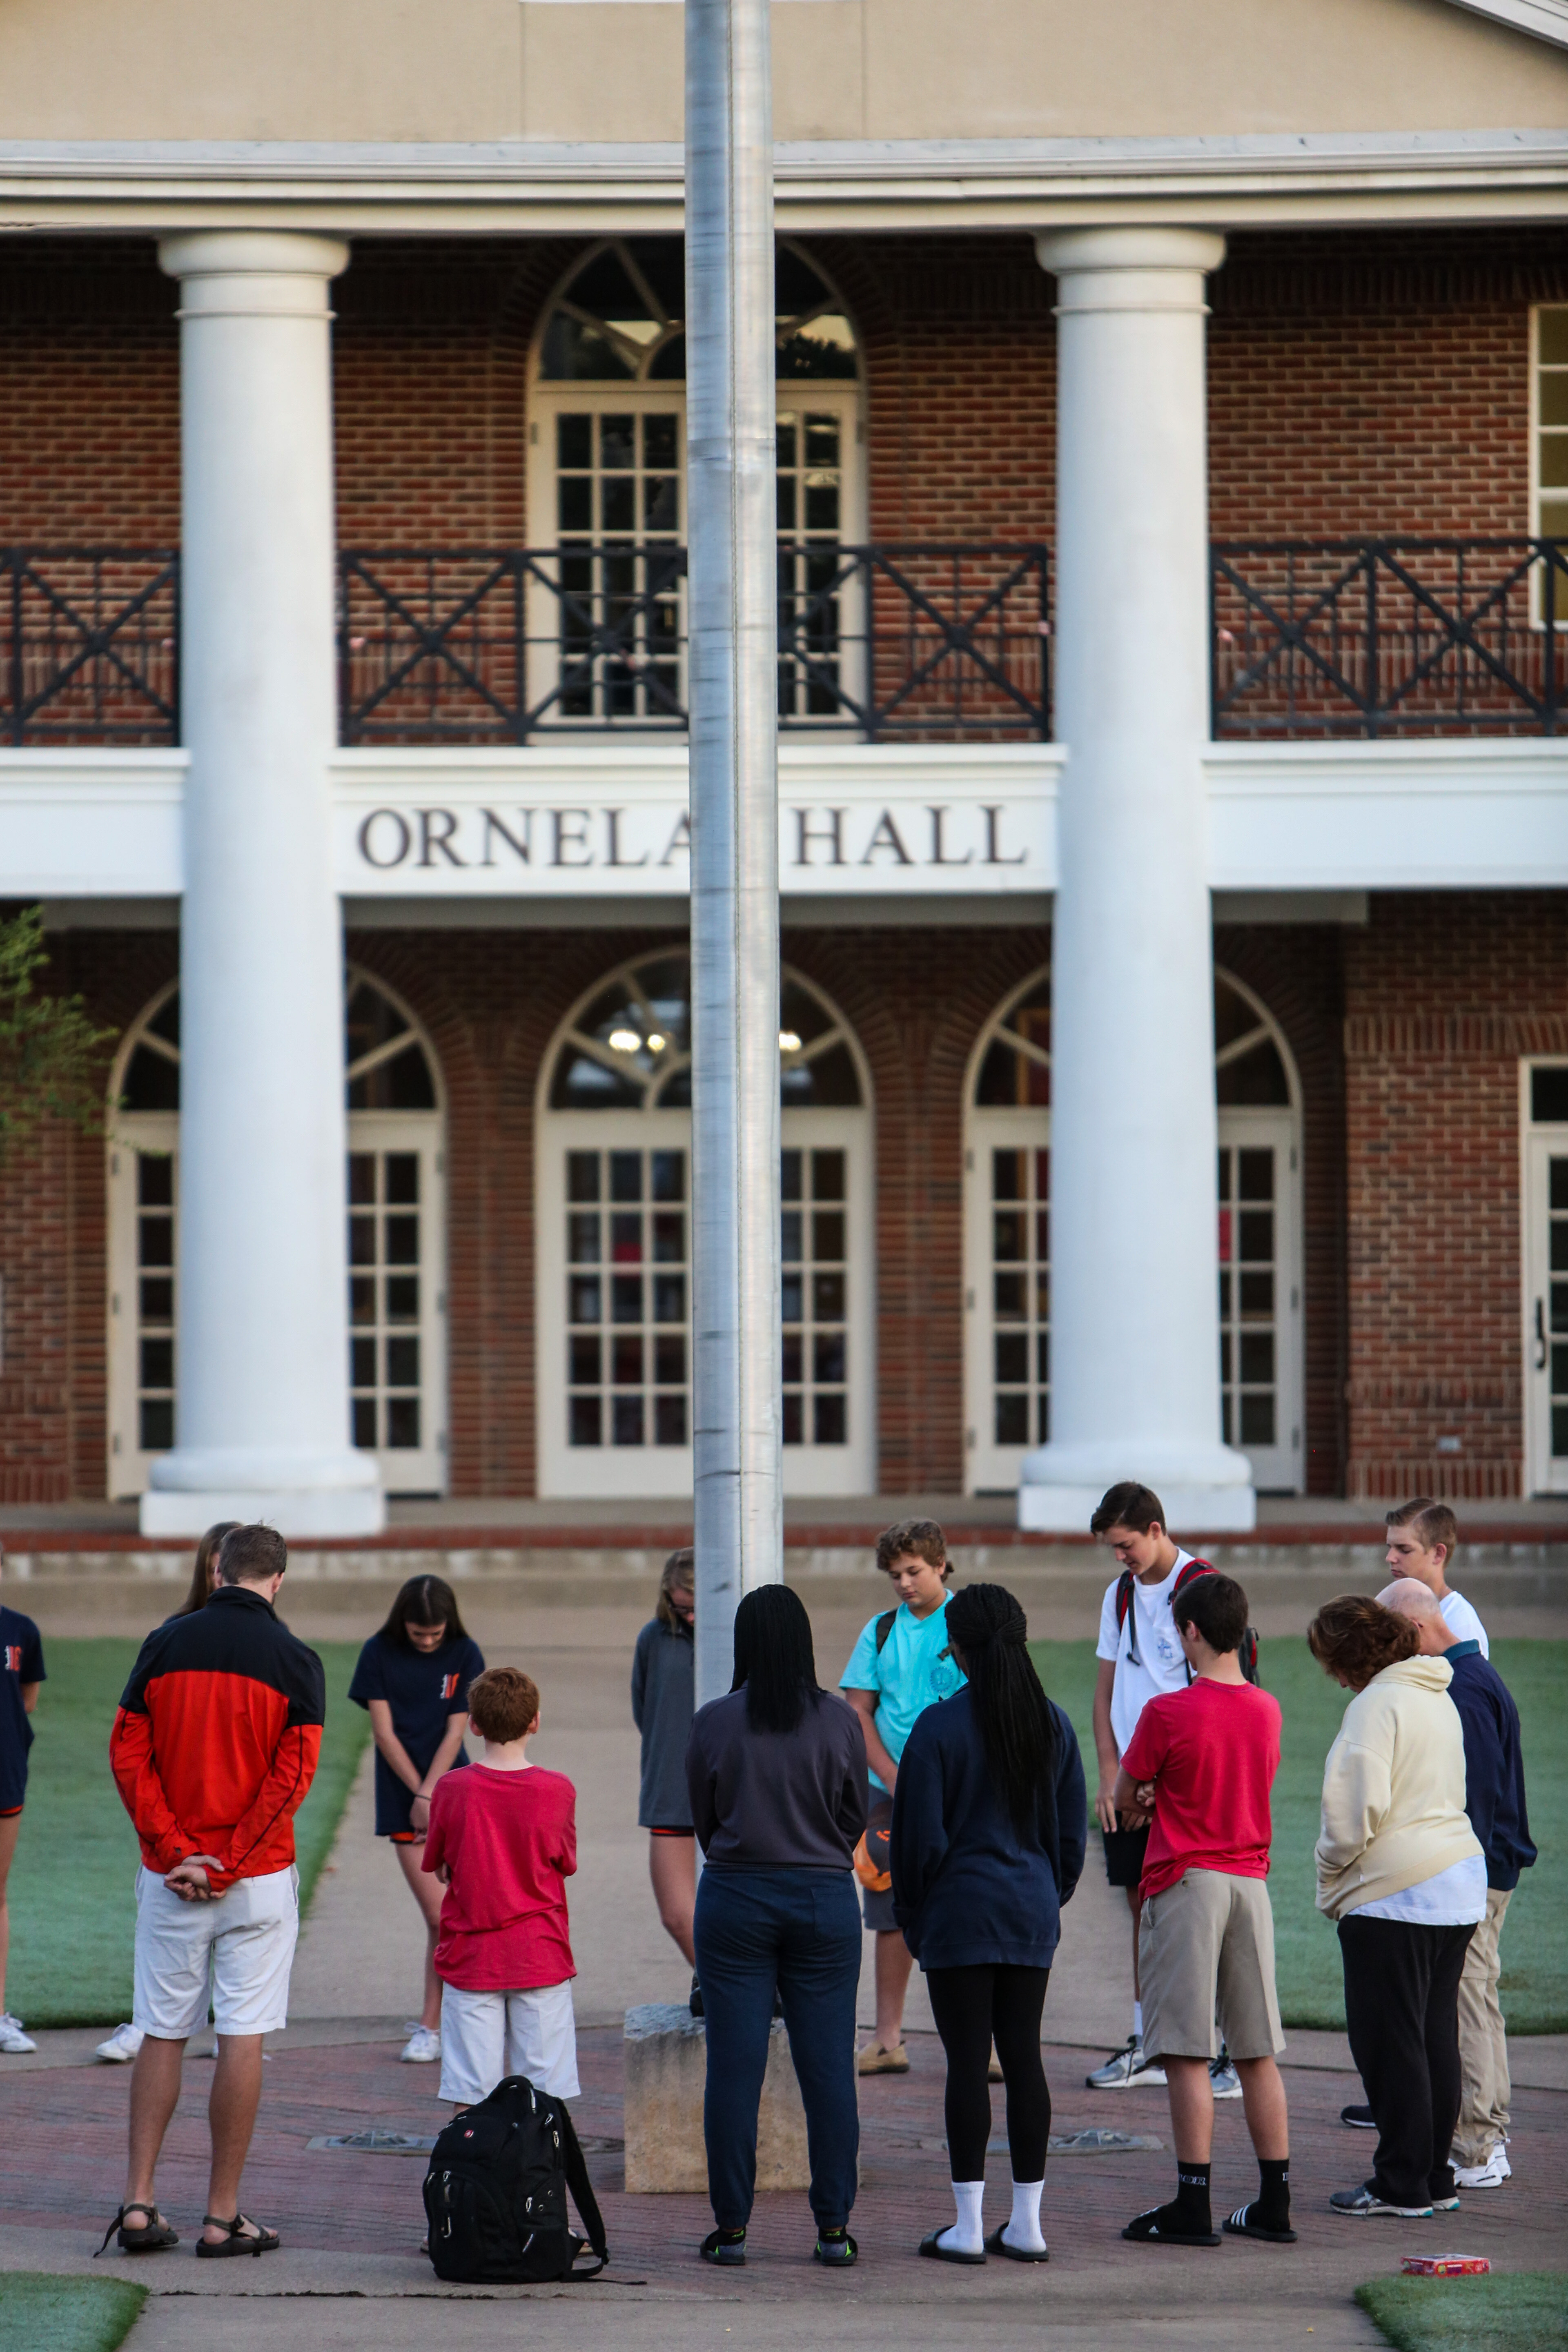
608, 1027, 641, 1053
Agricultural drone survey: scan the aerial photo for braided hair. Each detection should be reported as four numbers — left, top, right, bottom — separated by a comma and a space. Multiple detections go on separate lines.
946, 1583, 1058, 1837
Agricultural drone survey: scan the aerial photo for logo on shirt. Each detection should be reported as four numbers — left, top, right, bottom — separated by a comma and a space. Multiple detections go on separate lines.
929, 1659, 959, 1697
440, 1672, 462, 1702
2, 1646, 22, 1674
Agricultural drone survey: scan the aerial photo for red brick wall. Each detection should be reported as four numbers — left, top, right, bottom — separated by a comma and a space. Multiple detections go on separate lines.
1342, 892, 1568, 1501
3, 227, 1565, 553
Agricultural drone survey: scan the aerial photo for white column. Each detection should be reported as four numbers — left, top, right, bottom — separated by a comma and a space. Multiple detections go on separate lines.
142, 231, 382, 1538
1018, 228, 1254, 1535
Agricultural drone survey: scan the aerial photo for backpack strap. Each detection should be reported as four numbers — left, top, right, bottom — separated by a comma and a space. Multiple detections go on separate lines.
873, 1608, 897, 1655
556, 2103, 610, 2279
1114, 1570, 1134, 1633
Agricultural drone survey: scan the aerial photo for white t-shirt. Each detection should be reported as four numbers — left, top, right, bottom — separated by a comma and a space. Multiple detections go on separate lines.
1356, 1851, 1487, 1927
1095, 1549, 1196, 1755
1439, 1589, 1489, 1659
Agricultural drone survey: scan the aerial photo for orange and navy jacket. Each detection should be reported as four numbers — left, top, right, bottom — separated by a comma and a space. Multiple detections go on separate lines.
110, 1585, 326, 1892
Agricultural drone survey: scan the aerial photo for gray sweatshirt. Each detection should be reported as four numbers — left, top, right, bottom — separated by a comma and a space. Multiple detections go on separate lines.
631, 1617, 695, 1829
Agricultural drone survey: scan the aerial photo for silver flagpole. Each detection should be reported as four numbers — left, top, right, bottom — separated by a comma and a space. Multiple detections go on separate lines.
686, 0, 783, 1713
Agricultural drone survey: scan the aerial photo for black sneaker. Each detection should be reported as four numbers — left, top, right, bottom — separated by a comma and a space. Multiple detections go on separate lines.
1340, 2104, 1376, 2129
700, 2228, 747, 2266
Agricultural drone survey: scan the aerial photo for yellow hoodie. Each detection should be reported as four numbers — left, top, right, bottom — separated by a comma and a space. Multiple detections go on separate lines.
1315, 1655, 1483, 1920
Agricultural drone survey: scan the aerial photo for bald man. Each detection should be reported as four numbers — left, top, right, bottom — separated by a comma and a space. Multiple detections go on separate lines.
1378, 1578, 1535, 2190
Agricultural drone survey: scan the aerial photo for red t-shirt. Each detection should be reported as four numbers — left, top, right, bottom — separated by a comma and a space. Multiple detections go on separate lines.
1118, 1677, 1282, 1900
423, 1761, 577, 1991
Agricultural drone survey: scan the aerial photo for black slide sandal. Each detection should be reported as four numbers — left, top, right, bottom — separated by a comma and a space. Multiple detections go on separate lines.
919, 2226, 987, 2265
1223, 2204, 1298, 2244
196, 2212, 281, 2259
985, 2225, 1050, 2263
94, 2203, 179, 2257
1122, 2206, 1221, 2248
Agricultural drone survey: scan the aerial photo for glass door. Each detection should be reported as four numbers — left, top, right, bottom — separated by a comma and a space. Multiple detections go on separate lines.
1524, 1062, 1568, 1493
1216, 1110, 1303, 1493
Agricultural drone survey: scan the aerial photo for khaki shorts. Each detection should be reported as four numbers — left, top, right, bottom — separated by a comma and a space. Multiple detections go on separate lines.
1138, 1869, 1285, 2064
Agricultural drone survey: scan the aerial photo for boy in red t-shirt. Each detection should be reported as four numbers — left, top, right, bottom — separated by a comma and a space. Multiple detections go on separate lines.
423, 1666, 579, 2108
1112, 1572, 1293, 2250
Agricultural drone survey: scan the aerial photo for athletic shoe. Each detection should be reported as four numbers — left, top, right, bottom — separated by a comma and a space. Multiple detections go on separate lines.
1432, 2194, 1461, 2212
95, 2022, 145, 2064
1341, 2104, 1377, 2129
401, 2025, 441, 2064
1086, 2037, 1167, 2090
813, 2228, 858, 2266
0, 2013, 36, 2054
1453, 2147, 1510, 2189
700, 2228, 747, 2267
1209, 2051, 1242, 2100
1329, 2185, 1432, 2218
857, 2040, 910, 2075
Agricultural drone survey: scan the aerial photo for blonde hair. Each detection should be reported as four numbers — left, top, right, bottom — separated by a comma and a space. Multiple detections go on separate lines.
657, 1547, 695, 1629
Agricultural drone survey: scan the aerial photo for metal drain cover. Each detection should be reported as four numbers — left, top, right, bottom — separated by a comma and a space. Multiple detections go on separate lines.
307, 2129, 437, 2154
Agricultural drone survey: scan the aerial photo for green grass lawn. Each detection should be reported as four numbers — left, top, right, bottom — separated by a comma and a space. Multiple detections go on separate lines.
1356, 2270, 1568, 2352
6, 1637, 370, 2029
0, 2277, 147, 2352
1029, 1635, 1566, 2034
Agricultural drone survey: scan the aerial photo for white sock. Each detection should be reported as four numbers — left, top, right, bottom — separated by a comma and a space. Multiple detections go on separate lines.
1002, 2178, 1046, 2253
1132, 2002, 1143, 2043
937, 2180, 985, 2255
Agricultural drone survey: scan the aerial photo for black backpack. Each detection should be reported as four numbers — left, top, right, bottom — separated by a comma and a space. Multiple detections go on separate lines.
1115, 1558, 1261, 1686
423, 2074, 608, 2283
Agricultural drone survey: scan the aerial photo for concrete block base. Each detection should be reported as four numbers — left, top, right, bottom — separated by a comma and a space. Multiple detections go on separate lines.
1017, 1480, 1257, 1535
139, 1487, 388, 1539
623, 2001, 811, 2194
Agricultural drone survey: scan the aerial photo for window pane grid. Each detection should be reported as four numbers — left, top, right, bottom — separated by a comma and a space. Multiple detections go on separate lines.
135, 1151, 176, 1454
990, 1145, 1049, 1448
782, 1147, 849, 1446
348, 1149, 424, 1452
777, 410, 844, 719
556, 411, 682, 720
566, 1147, 690, 1448
1218, 1145, 1278, 1451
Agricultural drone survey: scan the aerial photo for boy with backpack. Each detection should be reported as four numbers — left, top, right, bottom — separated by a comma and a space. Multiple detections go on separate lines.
1115, 1571, 1292, 2248
840, 1519, 964, 2074
422, 1665, 579, 2111
1087, 1481, 1251, 2097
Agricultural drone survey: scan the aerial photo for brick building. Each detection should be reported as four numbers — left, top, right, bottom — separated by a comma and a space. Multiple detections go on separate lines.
1, 0, 1566, 1526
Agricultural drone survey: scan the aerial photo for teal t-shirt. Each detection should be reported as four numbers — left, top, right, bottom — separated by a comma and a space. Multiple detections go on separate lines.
840, 1596, 966, 1794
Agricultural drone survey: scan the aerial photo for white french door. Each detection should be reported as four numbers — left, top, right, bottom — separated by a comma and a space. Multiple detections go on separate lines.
537, 1107, 873, 1497
964, 1107, 1304, 1495
1523, 1074, 1568, 1493
107, 1116, 448, 1499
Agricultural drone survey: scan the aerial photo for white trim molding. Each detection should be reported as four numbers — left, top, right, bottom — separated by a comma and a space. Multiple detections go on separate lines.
1444, 0, 1568, 51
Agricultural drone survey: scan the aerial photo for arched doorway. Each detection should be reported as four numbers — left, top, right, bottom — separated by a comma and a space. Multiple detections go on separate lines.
962, 965, 1305, 1495
527, 238, 864, 724
106, 971, 448, 1499
536, 951, 874, 1496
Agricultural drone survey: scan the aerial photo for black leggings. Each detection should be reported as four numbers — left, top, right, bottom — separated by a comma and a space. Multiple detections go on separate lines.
925, 1963, 1051, 2182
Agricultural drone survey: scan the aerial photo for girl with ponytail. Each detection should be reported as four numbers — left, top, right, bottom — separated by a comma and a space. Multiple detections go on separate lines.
890, 1583, 1087, 2267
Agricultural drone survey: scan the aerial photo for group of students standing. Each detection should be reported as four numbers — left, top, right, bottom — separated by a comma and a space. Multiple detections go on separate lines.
0, 1478, 1533, 2269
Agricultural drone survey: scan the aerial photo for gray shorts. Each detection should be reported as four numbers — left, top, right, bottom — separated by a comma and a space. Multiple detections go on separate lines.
1138, 1869, 1286, 2064
862, 1881, 898, 1933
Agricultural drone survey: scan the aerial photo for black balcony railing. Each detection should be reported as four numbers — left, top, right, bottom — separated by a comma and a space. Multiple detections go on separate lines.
4, 538, 1567, 748
337, 543, 1051, 744
1212, 537, 1568, 738
0, 549, 180, 745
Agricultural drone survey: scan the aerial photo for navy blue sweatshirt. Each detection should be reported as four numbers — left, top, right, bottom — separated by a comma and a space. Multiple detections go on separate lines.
686, 1686, 869, 1870
1447, 1643, 1536, 1891
890, 1685, 1087, 1971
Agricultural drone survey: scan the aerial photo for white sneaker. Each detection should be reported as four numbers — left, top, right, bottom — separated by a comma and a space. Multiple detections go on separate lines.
1452, 2147, 1510, 2189
1085, 2036, 1167, 2089
401, 2025, 441, 2064
1209, 2051, 1243, 2100
0, 2013, 37, 2054
95, 2022, 145, 2064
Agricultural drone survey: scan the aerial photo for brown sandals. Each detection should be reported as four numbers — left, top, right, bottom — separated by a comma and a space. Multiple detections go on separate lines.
196, 2212, 281, 2258
95, 2203, 180, 2256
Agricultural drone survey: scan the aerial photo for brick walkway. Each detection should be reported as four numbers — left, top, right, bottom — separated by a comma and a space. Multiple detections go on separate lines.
3, 2025, 1561, 2310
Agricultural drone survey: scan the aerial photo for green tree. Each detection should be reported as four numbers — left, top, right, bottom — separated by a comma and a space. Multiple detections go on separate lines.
0, 906, 118, 1161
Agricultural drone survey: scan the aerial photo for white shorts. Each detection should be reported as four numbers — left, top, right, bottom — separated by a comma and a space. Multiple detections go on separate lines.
132, 1864, 299, 2040
439, 1979, 579, 2108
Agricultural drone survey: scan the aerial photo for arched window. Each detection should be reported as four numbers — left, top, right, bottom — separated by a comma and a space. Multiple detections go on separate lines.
528, 240, 864, 726
537, 951, 873, 1498
962, 966, 1305, 1496
107, 973, 447, 1500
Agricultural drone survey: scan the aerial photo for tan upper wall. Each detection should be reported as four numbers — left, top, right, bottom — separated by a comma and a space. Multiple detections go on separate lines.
0, 0, 1564, 147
